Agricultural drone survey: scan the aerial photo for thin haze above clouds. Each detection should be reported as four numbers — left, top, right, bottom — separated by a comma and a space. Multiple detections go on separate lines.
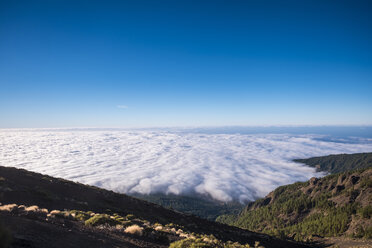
0, 129, 371, 202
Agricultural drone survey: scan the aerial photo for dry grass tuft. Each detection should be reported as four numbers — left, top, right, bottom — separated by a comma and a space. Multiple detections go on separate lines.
179, 233, 189, 238
124, 225, 143, 236
25, 205, 39, 212
0, 204, 18, 212
40, 208, 49, 214
18, 205, 26, 209
50, 210, 61, 214
48, 210, 62, 217
154, 225, 163, 231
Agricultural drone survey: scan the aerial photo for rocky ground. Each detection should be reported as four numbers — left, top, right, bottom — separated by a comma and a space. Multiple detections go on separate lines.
0, 166, 309, 248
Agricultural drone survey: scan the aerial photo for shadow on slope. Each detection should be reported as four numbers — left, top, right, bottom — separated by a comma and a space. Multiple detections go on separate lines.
0, 166, 312, 248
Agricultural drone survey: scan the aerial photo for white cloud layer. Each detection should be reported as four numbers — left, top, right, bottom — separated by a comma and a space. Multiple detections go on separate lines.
0, 129, 371, 202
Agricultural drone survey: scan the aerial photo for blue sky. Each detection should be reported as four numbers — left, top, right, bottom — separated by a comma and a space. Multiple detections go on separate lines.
0, 0, 371, 128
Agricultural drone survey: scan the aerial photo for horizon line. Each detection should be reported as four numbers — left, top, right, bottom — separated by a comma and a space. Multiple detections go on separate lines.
1, 124, 372, 130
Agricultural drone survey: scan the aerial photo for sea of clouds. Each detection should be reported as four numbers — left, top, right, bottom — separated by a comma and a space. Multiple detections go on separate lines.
0, 129, 371, 202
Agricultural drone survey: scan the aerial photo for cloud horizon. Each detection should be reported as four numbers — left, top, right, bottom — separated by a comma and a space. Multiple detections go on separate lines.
0, 129, 371, 202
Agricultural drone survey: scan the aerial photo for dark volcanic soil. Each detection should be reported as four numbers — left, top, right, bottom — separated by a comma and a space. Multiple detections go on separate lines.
0, 166, 311, 248
1, 211, 164, 248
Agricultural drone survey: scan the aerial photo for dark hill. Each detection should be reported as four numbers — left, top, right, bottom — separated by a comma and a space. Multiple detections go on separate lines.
0, 166, 308, 248
294, 152, 372, 174
132, 193, 243, 221
217, 161, 372, 246
132, 153, 372, 221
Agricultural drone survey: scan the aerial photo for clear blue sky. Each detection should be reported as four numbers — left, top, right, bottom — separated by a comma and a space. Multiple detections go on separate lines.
1, 0, 371, 128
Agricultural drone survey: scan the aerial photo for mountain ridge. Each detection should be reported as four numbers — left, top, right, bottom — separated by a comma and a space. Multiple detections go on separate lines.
0, 165, 308, 248
294, 152, 372, 174
217, 152, 372, 247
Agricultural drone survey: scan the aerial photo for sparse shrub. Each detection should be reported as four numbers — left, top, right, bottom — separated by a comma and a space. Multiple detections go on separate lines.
179, 233, 189, 238
154, 225, 163, 231
50, 210, 61, 215
202, 237, 213, 243
360, 177, 372, 188
17, 205, 26, 210
120, 220, 132, 227
48, 210, 72, 218
25, 205, 39, 212
126, 214, 135, 220
124, 224, 143, 236
70, 210, 90, 221
169, 237, 211, 248
85, 214, 120, 227
48, 210, 63, 218
254, 241, 264, 248
353, 225, 372, 239
169, 237, 254, 248
40, 208, 48, 214
0, 204, 18, 212
364, 227, 372, 239
358, 206, 372, 219
113, 216, 126, 222
115, 224, 124, 230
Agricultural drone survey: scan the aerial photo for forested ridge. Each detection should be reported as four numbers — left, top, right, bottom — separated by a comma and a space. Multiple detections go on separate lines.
217, 153, 372, 242
294, 152, 372, 174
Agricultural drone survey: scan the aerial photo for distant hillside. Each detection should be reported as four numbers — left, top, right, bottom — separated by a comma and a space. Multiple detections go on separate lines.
294, 152, 372, 174
133, 193, 243, 221
0, 166, 307, 248
134, 153, 372, 221
217, 167, 372, 243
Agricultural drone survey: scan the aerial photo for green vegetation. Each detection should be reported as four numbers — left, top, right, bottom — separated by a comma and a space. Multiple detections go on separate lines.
360, 176, 372, 188
218, 167, 372, 241
84, 214, 121, 226
294, 152, 372, 174
133, 193, 243, 220
67, 208, 265, 246
358, 206, 372, 219
354, 226, 372, 239
0, 165, 308, 248
70, 210, 91, 221
126, 214, 135, 220
169, 235, 264, 248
